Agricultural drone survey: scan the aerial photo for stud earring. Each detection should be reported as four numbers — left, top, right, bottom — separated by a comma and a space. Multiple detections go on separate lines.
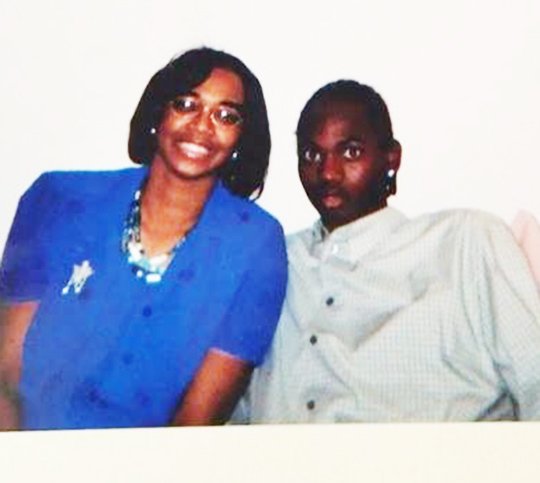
384, 169, 397, 196
150, 127, 156, 135
231, 150, 239, 161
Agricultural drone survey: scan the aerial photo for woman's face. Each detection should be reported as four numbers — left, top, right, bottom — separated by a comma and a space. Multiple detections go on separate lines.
153, 67, 245, 181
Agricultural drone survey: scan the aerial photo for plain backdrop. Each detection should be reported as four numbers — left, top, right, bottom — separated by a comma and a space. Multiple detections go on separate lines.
1, 0, 539, 250
1, 1, 540, 481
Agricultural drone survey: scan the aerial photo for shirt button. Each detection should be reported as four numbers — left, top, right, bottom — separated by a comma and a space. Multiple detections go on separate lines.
88, 388, 99, 403
306, 400, 316, 410
142, 305, 153, 317
309, 335, 318, 345
325, 297, 334, 306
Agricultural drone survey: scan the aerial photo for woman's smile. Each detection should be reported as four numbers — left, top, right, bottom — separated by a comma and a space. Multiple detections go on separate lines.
175, 141, 212, 160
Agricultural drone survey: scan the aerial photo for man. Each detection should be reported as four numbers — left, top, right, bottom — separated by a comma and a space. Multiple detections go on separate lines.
243, 80, 540, 422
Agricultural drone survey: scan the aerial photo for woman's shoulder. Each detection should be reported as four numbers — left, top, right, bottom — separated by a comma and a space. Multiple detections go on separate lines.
30, 167, 145, 199
191, 185, 287, 267
212, 184, 284, 234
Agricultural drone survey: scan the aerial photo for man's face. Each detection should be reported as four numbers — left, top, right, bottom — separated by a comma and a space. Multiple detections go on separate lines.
298, 100, 396, 232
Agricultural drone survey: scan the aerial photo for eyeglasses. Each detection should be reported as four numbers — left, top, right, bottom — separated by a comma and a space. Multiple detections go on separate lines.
169, 95, 244, 127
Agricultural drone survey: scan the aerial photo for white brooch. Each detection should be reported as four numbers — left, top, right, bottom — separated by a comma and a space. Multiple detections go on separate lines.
61, 260, 94, 295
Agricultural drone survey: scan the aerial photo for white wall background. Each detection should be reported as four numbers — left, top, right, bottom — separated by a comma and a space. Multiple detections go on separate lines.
1, 0, 539, 250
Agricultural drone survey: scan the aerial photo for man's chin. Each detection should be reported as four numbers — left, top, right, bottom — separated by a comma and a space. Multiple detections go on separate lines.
319, 209, 351, 232
322, 203, 386, 231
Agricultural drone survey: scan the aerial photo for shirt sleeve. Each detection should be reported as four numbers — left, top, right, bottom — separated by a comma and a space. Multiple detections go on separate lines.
0, 174, 51, 302
211, 222, 288, 366
511, 210, 540, 287
472, 213, 540, 420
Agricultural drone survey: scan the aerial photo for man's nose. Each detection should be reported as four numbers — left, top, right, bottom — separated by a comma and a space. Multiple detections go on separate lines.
320, 153, 343, 183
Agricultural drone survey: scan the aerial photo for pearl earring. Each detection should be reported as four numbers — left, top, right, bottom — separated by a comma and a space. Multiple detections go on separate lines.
150, 127, 156, 135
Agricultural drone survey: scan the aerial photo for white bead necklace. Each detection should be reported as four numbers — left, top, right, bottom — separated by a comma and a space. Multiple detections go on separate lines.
121, 187, 186, 284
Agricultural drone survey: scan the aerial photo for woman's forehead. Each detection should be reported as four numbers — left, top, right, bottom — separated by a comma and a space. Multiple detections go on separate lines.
191, 67, 245, 104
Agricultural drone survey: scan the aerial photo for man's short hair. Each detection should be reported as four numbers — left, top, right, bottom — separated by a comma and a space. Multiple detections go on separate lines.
296, 80, 395, 149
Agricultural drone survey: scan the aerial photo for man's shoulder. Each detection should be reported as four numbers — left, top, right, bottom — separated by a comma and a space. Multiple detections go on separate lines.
282, 210, 512, 262
397, 209, 519, 265
418, 208, 503, 224
406, 208, 509, 238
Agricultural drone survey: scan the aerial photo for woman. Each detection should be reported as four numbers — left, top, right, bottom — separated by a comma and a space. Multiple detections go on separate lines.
0, 48, 287, 430
242, 80, 540, 422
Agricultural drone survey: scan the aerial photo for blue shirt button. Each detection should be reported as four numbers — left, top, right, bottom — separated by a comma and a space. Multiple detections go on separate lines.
88, 388, 99, 402
87, 386, 108, 409
142, 305, 152, 317
66, 200, 86, 215
178, 268, 195, 282
134, 390, 152, 407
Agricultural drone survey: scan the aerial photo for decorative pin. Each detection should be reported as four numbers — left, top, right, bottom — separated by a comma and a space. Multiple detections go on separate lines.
61, 260, 94, 295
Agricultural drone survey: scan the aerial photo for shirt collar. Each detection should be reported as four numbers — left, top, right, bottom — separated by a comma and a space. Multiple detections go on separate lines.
309, 206, 407, 267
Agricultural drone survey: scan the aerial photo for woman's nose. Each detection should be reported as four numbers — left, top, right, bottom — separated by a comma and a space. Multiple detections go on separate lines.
320, 153, 343, 183
192, 108, 214, 134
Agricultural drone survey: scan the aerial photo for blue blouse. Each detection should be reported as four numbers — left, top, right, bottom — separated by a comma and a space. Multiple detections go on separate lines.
0, 168, 287, 429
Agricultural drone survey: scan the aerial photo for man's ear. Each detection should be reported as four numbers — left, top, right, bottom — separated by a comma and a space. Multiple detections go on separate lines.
382, 140, 401, 197
385, 139, 402, 172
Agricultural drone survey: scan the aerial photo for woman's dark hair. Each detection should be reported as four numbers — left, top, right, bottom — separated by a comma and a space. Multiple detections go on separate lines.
296, 80, 394, 149
129, 47, 270, 198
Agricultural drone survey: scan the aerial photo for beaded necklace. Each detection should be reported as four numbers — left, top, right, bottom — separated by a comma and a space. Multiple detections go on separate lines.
121, 187, 187, 284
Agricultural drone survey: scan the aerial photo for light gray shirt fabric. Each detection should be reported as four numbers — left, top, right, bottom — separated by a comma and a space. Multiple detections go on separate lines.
242, 207, 540, 422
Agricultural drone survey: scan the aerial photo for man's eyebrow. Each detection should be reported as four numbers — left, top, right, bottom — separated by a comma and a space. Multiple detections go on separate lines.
340, 135, 365, 144
299, 139, 320, 149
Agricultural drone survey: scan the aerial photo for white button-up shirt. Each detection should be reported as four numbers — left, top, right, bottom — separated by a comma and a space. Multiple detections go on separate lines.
243, 207, 540, 422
